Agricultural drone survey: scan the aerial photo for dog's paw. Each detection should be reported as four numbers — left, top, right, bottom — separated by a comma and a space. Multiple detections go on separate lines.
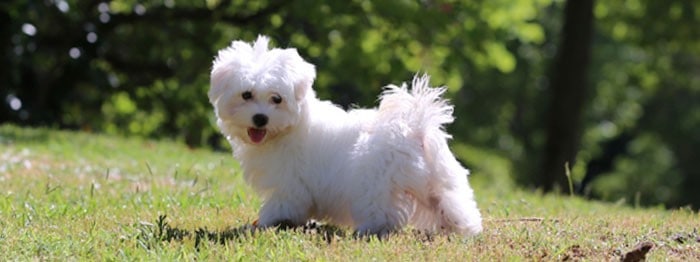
353, 224, 397, 240
254, 218, 304, 231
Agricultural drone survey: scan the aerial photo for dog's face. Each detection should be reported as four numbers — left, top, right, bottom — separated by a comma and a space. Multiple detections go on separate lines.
209, 36, 316, 145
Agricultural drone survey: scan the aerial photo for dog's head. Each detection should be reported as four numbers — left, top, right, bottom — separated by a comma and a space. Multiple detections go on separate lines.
209, 35, 316, 145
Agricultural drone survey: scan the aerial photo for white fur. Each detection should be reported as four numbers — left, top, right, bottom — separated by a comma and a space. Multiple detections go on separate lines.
210, 35, 482, 237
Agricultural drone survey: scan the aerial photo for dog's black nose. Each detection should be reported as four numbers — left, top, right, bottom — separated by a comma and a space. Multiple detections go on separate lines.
252, 114, 268, 127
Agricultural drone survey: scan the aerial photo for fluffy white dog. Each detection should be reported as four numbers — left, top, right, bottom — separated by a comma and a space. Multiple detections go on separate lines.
209, 36, 482, 237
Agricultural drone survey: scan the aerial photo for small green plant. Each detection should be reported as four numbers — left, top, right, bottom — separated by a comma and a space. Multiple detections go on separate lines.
565, 162, 574, 196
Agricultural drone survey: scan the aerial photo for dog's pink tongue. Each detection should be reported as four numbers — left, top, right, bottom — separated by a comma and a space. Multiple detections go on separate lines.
247, 128, 266, 143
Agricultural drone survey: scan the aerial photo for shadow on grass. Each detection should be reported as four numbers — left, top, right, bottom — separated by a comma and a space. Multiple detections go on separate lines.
136, 215, 346, 250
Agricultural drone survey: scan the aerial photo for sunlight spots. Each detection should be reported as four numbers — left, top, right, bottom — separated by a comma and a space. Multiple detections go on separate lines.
87, 32, 98, 43
6, 94, 22, 111
98, 2, 110, 13
21, 23, 36, 36
69, 47, 81, 59
598, 121, 618, 139
134, 4, 146, 15
99, 13, 110, 23
55, 0, 70, 13
108, 74, 120, 88
98, 2, 110, 23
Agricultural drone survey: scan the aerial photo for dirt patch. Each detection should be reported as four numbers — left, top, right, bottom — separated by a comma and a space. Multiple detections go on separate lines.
621, 241, 654, 262
561, 244, 585, 261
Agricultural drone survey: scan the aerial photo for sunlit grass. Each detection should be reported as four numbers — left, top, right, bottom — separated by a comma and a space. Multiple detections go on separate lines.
0, 124, 698, 260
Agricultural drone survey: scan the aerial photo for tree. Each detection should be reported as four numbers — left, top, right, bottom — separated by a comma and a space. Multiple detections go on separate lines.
538, 0, 595, 191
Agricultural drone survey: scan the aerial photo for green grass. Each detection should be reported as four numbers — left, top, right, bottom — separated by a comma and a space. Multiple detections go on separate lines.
1, 124, 698, 260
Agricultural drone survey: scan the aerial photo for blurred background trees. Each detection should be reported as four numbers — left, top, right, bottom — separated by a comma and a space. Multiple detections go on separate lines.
2, 0, 699, 209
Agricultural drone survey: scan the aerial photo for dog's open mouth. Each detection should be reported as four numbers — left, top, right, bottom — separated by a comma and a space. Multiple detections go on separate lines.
247, 128, 267, 143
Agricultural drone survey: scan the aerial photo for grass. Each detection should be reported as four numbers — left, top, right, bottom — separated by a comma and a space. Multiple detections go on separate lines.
0, 124, 698, 260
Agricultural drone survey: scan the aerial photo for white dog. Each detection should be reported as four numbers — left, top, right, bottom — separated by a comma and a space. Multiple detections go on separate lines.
209, 36, 482, 237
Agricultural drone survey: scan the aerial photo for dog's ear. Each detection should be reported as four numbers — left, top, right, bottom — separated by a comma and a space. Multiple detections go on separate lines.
293, 63, 315, 101
286, 50, 316, 101
209, 66, 230, 105
209, 39, 259, 105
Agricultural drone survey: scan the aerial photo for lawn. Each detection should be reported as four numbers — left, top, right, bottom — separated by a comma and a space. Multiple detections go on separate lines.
0, 124, 697, 260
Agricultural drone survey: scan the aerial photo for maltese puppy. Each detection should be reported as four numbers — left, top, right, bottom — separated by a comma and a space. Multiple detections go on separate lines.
209, 36, 482, 237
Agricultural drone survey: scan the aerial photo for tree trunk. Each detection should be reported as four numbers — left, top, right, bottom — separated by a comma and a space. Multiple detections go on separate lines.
538, 0, 595, 191
0, 8, 12, 123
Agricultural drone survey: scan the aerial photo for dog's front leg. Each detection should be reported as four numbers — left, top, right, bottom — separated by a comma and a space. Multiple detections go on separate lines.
255, 194, 310, 230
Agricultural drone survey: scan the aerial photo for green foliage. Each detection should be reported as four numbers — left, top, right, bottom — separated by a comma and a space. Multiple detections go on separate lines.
2, 0, 700, 208
588, 135, 681, 205
571, 0, 700, 206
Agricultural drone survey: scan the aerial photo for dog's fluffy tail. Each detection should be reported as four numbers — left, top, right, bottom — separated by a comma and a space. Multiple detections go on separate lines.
378, 74, 482, 236
378, 74, 454, 141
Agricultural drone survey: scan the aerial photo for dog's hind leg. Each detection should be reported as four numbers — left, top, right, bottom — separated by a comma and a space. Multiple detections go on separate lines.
421, 126, 482, 236
350, 185, 414, 239
431, 186, 482, 236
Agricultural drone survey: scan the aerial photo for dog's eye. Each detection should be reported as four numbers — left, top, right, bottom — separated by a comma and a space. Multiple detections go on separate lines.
271, 94, 283, 104
242, 91, 253, 100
